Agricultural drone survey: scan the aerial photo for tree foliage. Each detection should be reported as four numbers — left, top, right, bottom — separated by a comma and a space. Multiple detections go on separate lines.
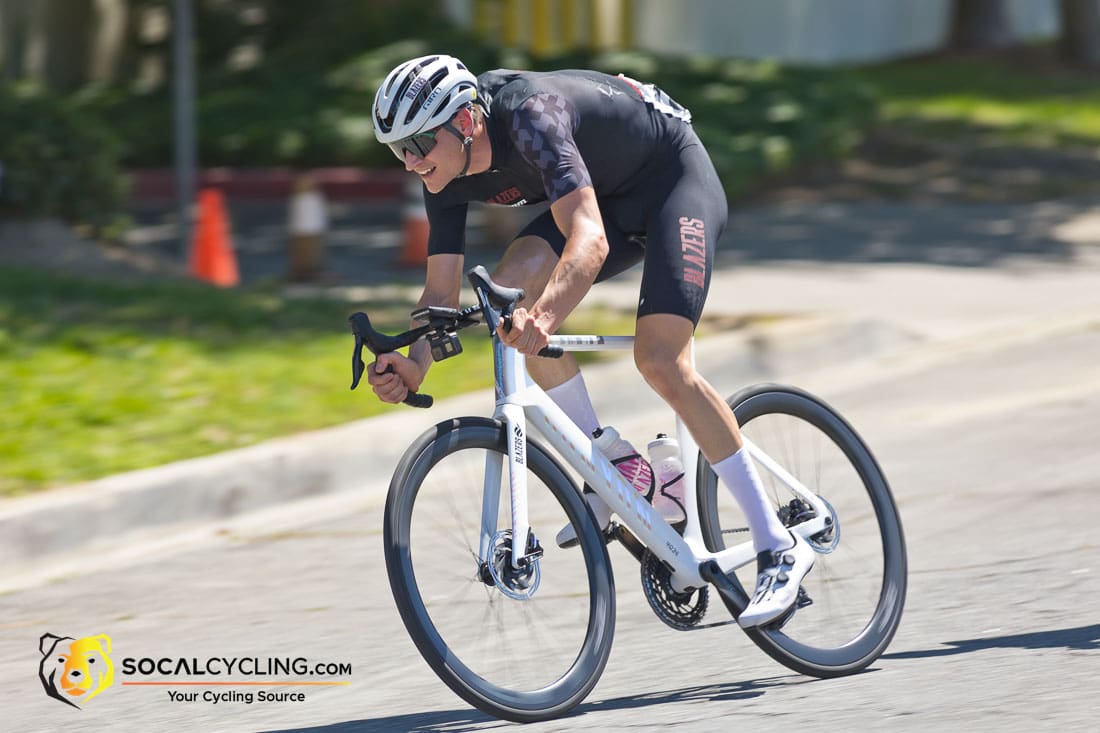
0, 85, 128, 236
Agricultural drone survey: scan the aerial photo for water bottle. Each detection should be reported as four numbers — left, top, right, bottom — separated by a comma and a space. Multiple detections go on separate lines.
647, 434, 687, 524
593, 426, 655, 500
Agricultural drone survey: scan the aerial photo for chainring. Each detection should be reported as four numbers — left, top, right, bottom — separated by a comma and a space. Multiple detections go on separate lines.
640, 549, 709, 630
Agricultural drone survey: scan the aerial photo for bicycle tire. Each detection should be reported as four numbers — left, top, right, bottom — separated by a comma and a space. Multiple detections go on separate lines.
697, 384, 907, 677
384, 417, 616, 722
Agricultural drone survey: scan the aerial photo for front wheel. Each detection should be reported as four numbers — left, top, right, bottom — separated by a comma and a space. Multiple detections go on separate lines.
697, 384, 907, 677
384, 417, 616, 722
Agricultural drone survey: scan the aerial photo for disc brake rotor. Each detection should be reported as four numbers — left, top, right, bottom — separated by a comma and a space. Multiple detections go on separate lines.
483, 529, 541, 601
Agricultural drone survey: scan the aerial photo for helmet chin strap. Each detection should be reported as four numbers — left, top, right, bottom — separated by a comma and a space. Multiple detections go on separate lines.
441, 120, 474, 178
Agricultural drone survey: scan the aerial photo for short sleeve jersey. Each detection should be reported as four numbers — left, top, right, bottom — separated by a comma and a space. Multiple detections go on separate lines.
424, 69, 693, 256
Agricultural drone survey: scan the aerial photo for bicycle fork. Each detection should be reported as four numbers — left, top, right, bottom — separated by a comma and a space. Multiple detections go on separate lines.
477, 403, 544, 594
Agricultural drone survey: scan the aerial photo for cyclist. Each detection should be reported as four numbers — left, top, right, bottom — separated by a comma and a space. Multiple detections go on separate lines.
367, 54, 812, 628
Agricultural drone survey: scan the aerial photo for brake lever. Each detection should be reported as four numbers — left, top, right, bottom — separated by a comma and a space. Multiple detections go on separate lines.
350, 333, 367, 390
348, 314, 433, 407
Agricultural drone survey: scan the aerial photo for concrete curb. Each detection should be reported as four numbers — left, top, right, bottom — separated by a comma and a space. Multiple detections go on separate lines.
0, 315, 911, 588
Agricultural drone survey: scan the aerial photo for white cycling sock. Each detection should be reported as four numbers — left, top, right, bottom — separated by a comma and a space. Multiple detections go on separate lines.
545, 372, 601, 437
712, 446, 791, 554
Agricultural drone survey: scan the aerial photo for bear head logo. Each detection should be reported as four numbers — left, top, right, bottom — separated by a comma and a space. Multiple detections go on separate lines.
39, 633, 115, 708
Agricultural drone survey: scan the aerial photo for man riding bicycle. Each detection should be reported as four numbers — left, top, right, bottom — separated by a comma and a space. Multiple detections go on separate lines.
367, 54, 813, 627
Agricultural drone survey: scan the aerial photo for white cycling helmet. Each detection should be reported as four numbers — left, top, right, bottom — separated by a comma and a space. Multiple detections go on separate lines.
373, 54, 479, 144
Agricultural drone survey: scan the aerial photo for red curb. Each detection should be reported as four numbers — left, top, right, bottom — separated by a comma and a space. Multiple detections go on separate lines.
129, 167, 409, 202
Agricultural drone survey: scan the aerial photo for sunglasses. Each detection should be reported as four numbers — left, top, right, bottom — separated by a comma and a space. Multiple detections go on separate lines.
387, 129, 439, 161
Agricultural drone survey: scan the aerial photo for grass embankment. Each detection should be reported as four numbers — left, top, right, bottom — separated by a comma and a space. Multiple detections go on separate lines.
0, 269, 635, 496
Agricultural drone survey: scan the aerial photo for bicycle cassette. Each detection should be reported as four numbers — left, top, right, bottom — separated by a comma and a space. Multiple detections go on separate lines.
640, 549, 708, 630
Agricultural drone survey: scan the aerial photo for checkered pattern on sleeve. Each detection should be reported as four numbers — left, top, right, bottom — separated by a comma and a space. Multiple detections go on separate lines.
508, 93, 592, 203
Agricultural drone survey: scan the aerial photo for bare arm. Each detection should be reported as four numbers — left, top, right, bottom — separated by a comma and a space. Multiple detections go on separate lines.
498, 186, 607, 354
368, 253, 464, 403
409, 253, 464, 374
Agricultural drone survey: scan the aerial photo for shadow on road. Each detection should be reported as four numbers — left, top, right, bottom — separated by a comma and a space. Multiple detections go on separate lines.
123, 196, 1097, 289
883, 623, 1100, 660
258, 708, 504, 733
723, 200, 1085, 268
259, 675, 811, 732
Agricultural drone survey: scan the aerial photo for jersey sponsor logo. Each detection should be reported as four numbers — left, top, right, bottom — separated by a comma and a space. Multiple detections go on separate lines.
597, 82, 623, 99
488, 187, 527, 206
678, 216, 707, 289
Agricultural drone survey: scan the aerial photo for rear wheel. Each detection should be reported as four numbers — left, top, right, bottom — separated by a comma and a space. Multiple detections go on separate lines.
384, 417, 616, 722
698, 385, 907, 676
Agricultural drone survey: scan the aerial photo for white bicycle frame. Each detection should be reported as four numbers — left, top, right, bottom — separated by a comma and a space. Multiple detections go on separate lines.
479, 333, 833, 594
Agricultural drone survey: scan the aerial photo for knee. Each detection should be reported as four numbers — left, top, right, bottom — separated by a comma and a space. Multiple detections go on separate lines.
634, 346, 692, 400
492, 236, 559, 303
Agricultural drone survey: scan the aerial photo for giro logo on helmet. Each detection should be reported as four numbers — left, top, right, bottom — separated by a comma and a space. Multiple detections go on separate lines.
424, 86, 444, 111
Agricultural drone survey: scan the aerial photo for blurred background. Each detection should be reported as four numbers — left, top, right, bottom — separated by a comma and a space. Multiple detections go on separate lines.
2, 0, 1100, 496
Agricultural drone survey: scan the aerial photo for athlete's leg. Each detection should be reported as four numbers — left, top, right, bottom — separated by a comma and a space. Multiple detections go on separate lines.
492, 234, 581, 390
494, 207, 644, 396
633, 314, 788, 553
632, 136, 812, 627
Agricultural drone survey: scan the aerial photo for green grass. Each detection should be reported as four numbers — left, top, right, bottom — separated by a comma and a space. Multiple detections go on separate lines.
0, 268, 636, 496
850, 53, 1100, 150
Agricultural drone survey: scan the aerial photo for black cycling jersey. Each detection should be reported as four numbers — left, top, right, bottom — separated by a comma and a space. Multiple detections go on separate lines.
424, 68, 727, 325
426, 68, 693, 254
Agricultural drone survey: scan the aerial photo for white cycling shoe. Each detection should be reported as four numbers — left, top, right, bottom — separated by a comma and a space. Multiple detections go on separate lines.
555, 487, 613, 549
738, 532, 816, 629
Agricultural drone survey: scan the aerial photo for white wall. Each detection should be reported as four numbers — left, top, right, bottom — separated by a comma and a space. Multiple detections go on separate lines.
635, 0, 1059, 65
445, 0, 1061, 66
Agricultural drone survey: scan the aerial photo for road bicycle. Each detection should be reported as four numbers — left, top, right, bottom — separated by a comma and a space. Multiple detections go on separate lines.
348, 265, 907, 723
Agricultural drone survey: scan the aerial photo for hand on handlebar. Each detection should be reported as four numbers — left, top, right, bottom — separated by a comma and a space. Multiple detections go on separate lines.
497, 307, 552, 357
367, 352, 424, 405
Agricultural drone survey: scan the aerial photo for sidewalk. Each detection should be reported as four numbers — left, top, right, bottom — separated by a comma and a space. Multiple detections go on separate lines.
4, 196, 1100, 590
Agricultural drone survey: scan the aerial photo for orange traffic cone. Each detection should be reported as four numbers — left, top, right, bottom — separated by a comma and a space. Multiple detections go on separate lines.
397, 176, 429, 267
189, 188, 240, 287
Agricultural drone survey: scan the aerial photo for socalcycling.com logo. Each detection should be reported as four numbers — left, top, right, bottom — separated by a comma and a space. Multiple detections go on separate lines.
38, 631, 353, 710
39, 633, 115, 709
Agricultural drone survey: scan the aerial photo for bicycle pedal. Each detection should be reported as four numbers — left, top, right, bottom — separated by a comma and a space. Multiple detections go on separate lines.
763, 587, 812, 631
765, 605, 798, 631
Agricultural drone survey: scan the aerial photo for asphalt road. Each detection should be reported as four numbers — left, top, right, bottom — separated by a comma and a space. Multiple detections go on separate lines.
4, 300, 1098, 732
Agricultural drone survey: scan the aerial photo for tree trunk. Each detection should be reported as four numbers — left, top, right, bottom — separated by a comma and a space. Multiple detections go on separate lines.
1060, 0, 1100, 66
948, 0, 1014, 50
88, 0, 129, 84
